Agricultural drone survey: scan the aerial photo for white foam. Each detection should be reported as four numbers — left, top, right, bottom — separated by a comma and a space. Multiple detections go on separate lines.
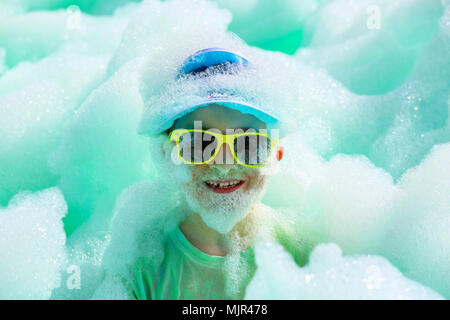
0, 0, 448, 300
0, 188, 67, 299
298, 0, 444, 94
381, 143, 450, 298
246, 241, 443, 299
264, 132, 397, 253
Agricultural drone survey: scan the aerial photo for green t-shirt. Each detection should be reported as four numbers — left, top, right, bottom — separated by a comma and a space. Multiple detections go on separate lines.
123, 226, 256, 300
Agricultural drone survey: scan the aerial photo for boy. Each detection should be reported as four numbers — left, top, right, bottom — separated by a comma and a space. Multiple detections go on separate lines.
95, 48, 305, 300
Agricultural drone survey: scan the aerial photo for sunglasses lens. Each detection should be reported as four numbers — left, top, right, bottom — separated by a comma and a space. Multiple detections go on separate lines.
234, 134, 271, 166
178, 131, 218, 163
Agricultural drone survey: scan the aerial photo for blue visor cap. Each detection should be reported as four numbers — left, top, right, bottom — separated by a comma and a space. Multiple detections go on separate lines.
178, 48, 249, 77
158, 48, 280, 133
159, 98, 280, 134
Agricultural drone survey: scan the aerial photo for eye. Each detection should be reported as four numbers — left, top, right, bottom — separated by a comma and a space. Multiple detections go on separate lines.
178, 131, 218, 162
234, 134, 271, 165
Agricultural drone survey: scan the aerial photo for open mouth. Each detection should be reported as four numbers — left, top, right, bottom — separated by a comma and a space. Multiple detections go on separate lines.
204, 179, 245, 194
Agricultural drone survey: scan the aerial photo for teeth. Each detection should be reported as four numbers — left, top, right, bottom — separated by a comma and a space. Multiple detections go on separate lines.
206, 180, 241, 188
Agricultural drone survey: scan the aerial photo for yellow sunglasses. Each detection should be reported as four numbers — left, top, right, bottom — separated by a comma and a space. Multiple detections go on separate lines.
169, 129, 280, 167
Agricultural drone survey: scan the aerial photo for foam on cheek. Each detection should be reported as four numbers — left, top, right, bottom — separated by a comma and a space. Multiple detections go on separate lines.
161, 138, 193, 184
173, 164, 193, 185
255, 151, 281, 178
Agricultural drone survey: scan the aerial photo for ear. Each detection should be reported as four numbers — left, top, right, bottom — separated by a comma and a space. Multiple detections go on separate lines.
161, 142, 166, 158
276, 146, 284, 161
160, 135, 168, 158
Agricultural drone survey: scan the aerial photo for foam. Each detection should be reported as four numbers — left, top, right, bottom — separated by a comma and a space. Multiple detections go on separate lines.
214, 0, 319, 51
0, 0, 448, 300
0, 0, 141, 15
0, 5, 132, 208
263, 136, 450, 298
0, 7, 129, 68
294, 2, 449, 180
48, 56, 152, 234
0, 47, 6, 75
380, 143, 450, 298
264, 132, 397, 253
0, 188, 67, 299
368, 22, 450, 179
299, 0, 444, 95
0, 81, 70, 205
246, 242, 443, 299
89, 177, 185, 299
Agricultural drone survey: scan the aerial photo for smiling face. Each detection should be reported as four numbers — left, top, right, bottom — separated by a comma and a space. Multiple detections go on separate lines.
163, 104, 276, 234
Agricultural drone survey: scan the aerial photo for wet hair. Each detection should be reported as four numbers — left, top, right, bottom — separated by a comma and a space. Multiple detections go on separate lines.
165, 123, 176, 136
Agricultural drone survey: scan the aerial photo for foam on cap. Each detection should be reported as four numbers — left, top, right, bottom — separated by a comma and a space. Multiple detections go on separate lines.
130, 0, 300, 138
138, 46, 299, 137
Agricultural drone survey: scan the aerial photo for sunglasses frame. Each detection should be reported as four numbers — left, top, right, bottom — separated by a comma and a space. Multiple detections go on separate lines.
169, 129, 279, 167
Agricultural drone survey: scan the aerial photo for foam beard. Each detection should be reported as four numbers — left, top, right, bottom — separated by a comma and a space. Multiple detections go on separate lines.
161, 138, 266, 234
185, 167, 266, 234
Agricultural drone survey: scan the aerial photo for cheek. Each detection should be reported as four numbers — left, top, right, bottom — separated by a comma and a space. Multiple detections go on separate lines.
189, 166, 204, 183
169, 162, 194, 185
184, 166, 206, 188
187, 167, 208, 197
243, 172, 266, 192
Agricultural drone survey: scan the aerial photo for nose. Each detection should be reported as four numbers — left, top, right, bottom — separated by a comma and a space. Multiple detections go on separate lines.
210, 142, 235, 165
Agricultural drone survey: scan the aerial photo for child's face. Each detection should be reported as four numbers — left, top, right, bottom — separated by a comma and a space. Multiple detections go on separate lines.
163, 104, 277, 234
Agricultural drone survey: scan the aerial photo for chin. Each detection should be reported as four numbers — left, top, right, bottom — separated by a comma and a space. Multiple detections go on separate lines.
181, 176, 267, 234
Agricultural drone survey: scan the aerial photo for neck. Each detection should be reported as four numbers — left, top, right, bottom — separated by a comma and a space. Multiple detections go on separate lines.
179, 205, 260, 257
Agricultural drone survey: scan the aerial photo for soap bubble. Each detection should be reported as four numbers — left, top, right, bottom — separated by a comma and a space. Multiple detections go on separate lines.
0, 0, 448, 300
213, 0, 319, 53
0, 81, 70, 206
48, 55, 153, 234
299, 0, 445, 95
0, 5, 133, 209
380, 143, 450, 298
264, 132, 397, 254
368, 24, 450, 179
0, 4, 131, 68
294, 4, 450, 180
245, 242, 443, 300
263, 137, 450, 298
0, 188, 67, 299
0, 47, 6, 75
90, 178, 185, 299
0, 0, 142, 15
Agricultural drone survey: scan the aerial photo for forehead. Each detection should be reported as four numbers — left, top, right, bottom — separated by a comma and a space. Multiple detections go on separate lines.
173, 104, 267, 131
